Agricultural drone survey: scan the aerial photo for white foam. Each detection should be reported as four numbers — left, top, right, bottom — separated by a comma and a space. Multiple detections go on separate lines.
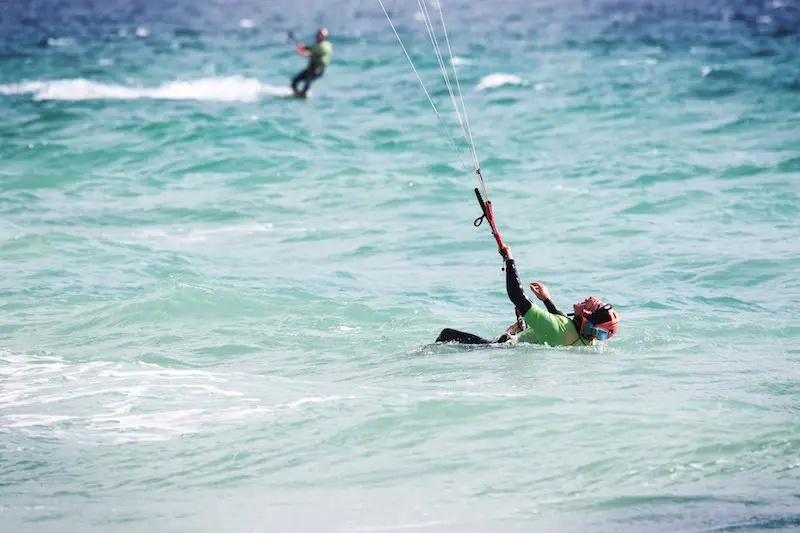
136, 27, 150, 38
552, 183, 593, 195
239, 18, 254, 29
179, 384, 245, 397
132, 223, 275, 244
0, 349, 276, 443
6, 414, 74, 428
450, 56, 471, 66
187, 223, 274, 240
0, 79, 141, 99
0, 349, 63, 366
0, 77, 294, 102
352, 520, 451, 532
476, 73, 526, 91
46, 38, 74, 47
283, 395, 358, 409
90, 408, 205, 440
618, 58, 658, 67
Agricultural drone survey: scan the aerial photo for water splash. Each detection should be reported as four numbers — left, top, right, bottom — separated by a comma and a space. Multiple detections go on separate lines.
0, 77, 294, 102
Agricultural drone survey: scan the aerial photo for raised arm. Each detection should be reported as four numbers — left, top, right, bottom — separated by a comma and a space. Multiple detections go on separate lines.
500, 247, 566, 319
530, 282, 566, 317
499, 246, 533, 315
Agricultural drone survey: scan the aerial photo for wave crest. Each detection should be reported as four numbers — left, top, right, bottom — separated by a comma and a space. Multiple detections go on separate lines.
476, 73, 526, 91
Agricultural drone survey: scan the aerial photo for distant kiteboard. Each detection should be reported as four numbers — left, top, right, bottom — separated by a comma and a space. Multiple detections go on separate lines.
284, 91, 311, 99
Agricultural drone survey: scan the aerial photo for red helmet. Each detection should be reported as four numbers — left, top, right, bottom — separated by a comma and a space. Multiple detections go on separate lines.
573, 297, 619, 340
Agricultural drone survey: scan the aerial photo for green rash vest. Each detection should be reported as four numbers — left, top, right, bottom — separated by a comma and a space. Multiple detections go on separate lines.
517, 304, 593, 347
309, 41, 333, 66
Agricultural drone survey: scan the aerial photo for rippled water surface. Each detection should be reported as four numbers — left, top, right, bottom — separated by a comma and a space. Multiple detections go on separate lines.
1, 0, 799, 531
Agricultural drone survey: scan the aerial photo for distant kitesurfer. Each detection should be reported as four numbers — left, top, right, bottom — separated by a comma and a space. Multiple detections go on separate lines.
291, 28, 333, 97
437, 245, 620, 346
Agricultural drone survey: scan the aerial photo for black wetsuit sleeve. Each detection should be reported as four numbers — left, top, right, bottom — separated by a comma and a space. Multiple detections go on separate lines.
505, 259, 532, 315
543, 298, 566, 317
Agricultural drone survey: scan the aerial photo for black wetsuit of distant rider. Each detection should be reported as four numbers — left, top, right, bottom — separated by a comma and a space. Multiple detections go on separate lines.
435, 260, 565, 344
291, 63, 325, 96
291, 39, 332, 96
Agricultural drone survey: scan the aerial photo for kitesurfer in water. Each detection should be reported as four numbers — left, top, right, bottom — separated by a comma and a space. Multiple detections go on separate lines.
436, 244, 620, 346
291, 28, 333, 97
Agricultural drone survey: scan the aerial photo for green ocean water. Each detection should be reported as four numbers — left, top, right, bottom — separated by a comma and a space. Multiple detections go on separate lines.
1, 0, 799, 531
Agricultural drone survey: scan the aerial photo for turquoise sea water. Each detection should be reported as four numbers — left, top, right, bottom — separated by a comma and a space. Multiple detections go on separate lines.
1, 0, 799, 531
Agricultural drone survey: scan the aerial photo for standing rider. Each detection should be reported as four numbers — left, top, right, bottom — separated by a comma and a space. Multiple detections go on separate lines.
291, 28, 333, 97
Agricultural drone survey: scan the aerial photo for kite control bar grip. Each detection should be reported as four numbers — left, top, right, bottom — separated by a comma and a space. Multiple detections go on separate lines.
473, 187, 508, 270
473, 188, 488, 227
474, 188, 504, 246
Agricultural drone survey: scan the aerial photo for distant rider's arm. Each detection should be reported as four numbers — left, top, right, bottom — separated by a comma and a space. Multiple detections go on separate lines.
296, 43, 310, 56
499, 246, 533, 315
